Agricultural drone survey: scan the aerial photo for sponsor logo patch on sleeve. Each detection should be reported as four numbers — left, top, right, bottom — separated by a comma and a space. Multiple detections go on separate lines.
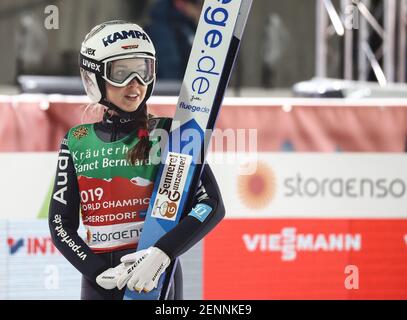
188, 203, 212, 222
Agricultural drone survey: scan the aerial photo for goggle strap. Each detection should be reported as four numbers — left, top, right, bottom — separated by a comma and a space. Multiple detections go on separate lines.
79, 53, 104, 75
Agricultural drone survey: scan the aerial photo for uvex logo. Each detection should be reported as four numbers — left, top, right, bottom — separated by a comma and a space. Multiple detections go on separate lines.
82, 47, 96, 56
81, 58, 101, 72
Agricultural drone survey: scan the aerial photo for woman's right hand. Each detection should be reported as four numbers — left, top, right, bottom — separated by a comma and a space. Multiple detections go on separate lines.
96, 249, 149, 290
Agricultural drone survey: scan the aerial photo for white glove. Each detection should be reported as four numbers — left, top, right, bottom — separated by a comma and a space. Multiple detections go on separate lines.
96, 249, 148, 290
116, 249, 150, 290
118, 247, 171, 293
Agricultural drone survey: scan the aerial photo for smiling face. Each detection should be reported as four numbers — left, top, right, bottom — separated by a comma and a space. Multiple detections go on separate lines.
105, 78, 147, 112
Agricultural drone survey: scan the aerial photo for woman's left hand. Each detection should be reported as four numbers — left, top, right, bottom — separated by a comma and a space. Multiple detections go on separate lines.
117, 246, 171, 292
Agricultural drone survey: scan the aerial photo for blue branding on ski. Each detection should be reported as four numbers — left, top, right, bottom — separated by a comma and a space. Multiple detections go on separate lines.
124, 0, 252, 300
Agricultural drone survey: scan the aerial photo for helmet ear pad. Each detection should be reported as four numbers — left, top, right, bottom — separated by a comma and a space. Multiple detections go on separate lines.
96, 73, 107, 103
138, 56, 157, 106
141, 79, 155, 106
79, 68, 102, 103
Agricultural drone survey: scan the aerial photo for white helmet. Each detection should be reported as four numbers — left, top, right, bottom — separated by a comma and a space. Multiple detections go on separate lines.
79, 20, 156, 114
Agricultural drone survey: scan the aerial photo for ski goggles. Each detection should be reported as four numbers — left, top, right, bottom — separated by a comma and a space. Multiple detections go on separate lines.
104, 54, 156, 87
80, 53, 156, 87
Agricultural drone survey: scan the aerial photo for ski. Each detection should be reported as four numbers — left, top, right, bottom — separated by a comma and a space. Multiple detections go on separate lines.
124, 0, 252, 300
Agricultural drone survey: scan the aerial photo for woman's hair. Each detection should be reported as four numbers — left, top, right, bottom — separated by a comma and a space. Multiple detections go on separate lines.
127, 105, 152, 165
81, 103, 105, 124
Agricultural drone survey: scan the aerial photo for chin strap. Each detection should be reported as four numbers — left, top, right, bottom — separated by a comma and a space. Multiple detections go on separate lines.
101, 99, 146, 123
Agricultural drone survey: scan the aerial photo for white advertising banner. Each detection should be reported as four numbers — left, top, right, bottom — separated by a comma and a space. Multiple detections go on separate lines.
0, 153, 82, 299
2, 151, 406, 220
0, 220, 81, 299
208, 152, 407, 218
0, 153, 57, 219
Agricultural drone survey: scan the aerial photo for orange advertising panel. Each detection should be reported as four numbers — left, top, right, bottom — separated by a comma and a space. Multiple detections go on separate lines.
204, 219, 407, 299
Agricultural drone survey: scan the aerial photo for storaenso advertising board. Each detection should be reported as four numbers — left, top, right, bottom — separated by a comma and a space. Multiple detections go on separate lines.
215, 153, 407, 219
124, 0, 253, 300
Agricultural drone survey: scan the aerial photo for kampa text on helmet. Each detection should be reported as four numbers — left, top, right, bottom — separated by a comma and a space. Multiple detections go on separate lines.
102, 30, 151, 47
